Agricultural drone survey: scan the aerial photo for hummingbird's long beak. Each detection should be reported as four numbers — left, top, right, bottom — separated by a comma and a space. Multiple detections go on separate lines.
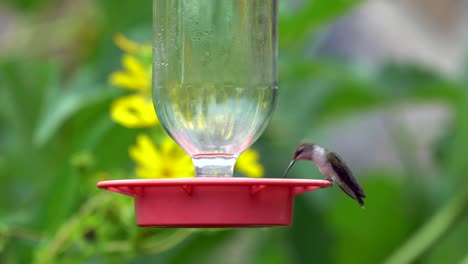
283, 160, 296, 177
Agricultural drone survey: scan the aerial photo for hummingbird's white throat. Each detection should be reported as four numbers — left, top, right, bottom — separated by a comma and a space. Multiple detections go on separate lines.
312, 145, 328, 166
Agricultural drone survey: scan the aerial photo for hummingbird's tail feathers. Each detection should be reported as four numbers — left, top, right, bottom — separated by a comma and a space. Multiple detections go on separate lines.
337, 183, 366, 207
351, 187, 366, 207
357, 195, 365, 208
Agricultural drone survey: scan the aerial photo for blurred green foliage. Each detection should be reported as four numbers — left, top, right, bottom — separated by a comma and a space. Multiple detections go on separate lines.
2, 0, 468, 263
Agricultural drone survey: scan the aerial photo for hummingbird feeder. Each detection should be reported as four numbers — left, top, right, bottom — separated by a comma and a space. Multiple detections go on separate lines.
98, 0, 331, 227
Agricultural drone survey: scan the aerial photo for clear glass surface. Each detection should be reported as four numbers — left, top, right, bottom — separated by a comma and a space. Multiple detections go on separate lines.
153, 0, 278, 176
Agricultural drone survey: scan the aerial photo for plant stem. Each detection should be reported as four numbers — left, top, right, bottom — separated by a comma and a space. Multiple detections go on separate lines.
103, 241, 133, 253
101, 229, 193, 254
383, 184, 468, 264
0, 227, 42, 242
460, 251, 468, 264
34, 192, 112, 264
140, 229, 194, 254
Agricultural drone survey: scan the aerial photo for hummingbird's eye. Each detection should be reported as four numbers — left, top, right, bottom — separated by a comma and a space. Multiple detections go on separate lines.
295, 147, 305, 157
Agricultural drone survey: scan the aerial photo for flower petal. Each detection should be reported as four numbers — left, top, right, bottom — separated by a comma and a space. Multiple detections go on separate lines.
109, 72, 146, 91
160, 137, 194, 178
111, 95, 159, 128
135, 167, 155, 179
236, 149, 264, 178
130, 135, 194, 179
129, 134, 164, 178
129, 134, 161, 168
109, 55, 149, 92
122, 55, 148, 82
114, 33, 141, 54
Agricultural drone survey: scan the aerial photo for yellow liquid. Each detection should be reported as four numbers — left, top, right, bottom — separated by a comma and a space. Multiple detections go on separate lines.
154, 83, 277, 156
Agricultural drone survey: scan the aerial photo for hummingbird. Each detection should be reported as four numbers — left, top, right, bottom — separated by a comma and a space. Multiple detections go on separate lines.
283, 143, 366, 207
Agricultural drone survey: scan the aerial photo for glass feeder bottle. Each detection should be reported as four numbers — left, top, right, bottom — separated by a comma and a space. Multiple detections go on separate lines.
153, 0, 278, 177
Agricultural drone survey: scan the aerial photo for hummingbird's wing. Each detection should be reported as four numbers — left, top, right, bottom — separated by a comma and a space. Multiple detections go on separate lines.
327, 152, 366, 205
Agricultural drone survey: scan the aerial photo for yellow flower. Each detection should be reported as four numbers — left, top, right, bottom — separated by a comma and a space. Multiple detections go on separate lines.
109, 34, 157, 128
111, 35, 265, 178
236, 149, 264, 178
129, 133, 264, 178
129, 134, 194, 178
110, 94, 158, 128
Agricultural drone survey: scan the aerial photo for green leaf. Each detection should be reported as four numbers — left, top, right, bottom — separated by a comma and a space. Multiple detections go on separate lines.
274, 62, 463, 146
0, 60, 59, 144
97, 0, 152, 34
168, 230, 235, 264
3, 0, 55, 11
286, 196, 334, 264
384, 183, 468, 264
424, 214, 468, 264
327, 175, 413, 264
280, 0, 362, 47
33, 69, 116, 147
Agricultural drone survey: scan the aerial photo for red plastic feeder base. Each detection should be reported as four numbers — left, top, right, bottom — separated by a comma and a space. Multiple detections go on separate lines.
97, 178, 331, 227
